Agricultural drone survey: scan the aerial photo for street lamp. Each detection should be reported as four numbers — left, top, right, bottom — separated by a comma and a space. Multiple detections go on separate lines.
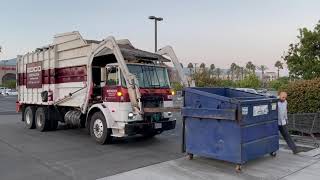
148, 16, 163, 52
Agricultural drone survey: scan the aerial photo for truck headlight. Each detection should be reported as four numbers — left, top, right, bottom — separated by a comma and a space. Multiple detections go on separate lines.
128, 112, 134, 119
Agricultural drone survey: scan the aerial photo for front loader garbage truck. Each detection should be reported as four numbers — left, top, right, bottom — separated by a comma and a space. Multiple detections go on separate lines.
16, 31, 188, 144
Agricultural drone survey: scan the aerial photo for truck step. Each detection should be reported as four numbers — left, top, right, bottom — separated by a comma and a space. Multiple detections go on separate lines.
111, 133, 127, 137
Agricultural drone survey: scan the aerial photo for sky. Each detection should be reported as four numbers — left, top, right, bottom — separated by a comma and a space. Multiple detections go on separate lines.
0, 0, 319, 74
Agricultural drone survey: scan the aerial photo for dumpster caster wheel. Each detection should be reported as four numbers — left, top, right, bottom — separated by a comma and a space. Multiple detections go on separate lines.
187, 153, 193, 160
235, 164, 242, 173
270, 152, 277, 157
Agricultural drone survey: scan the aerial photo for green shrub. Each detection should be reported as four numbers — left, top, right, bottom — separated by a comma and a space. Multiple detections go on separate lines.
268, 77, 290, 91
283, 78, 320, 113
193, 70, 219, 87
3, 80, 16, 89
216, 80, 236, 87
171, 82, 184, 91
237, 74, 260, 89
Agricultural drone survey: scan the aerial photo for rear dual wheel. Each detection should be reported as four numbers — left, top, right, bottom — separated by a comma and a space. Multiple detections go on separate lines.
35, 107, 51, 131
24, 106, 58, 131
24, 106, 36, 129
35, 107, 58, 131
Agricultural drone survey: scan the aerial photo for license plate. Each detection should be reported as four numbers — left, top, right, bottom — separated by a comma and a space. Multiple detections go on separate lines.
155, 123, 162, 129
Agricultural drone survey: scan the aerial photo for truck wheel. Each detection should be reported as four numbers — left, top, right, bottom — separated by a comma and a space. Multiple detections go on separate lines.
35, 107, 50, 132
24, 106, 36, 129
90, 112, 112, 144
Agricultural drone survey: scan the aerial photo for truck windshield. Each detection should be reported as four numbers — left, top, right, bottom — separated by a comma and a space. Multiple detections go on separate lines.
122, 64, 170, 88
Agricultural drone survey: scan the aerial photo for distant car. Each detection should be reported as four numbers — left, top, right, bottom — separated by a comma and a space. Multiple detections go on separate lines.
1, 89, 18, 96
235, 88, 258, 94
257, 89, 268, 94
0, 87, 6, 94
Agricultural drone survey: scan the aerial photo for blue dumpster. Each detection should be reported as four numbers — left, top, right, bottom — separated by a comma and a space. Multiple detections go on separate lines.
182, 88, 279, 170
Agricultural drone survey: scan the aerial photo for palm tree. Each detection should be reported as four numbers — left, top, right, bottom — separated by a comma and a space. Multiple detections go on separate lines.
227, 69, 231, 80
234, 65, 241, 80
200, 63, 206, 69
199, 63, 206, 74
274, 61, 283, 78
240, 67, 245, 80
187, 62, 193, 75
230, 63, 237, 81
246, 61, 256, 74
210, 64, 215, 77
257, 65, 268, 81
215, 68, 221, 79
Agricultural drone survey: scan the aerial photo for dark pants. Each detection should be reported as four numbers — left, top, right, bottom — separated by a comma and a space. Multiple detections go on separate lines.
279, 125, 298, 153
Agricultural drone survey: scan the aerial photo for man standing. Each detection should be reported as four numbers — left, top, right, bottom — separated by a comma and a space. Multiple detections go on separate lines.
278, 91, 298, 154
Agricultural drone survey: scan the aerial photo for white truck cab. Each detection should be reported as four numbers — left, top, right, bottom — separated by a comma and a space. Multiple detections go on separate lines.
87, 62, 176, 143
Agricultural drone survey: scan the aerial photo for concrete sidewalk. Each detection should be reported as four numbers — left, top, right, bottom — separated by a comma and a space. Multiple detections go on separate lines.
100, 150, 320, 180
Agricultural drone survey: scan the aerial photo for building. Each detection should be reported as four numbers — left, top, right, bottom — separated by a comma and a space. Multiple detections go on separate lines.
264, 72, 277, 81
0, 58, 16, 85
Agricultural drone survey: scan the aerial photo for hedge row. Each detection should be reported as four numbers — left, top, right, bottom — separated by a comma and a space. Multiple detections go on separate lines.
283, 78, 320, 113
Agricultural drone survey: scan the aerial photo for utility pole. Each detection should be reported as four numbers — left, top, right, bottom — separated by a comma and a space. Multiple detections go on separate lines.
148, 16, 163, 52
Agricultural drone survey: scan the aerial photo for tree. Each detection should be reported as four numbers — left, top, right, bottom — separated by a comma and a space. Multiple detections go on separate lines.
200, 63, 206, 69
257, 65, 268, 87
234, 65, 241, 80
227, 70, 231, 80
268, 77, 290, 91
230, 63, 237, 81
274, 61, 283, 78
240, 67, 245, 80
257, 65, 268, 80
246, 61, 256, 74
283, 21, 320, 79
193, 69, 218, 87
215, 68, 221, 79
187, 63, 193, 75
210, 64, 215, 77
238, 74, 260, 89
3, 80, 16, 89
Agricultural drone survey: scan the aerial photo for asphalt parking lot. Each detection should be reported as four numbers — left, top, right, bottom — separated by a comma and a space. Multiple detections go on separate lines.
0, 96, 184, 180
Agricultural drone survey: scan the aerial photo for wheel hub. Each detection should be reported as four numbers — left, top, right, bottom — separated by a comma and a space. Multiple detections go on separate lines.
36, 113, 44, 127
93, 119, 104, 138
26, 111, 31, 125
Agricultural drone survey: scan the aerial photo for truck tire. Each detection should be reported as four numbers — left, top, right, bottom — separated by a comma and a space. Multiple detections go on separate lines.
24, 106, 36, 129
35, 107, 50, 132
90, 112, 112, 144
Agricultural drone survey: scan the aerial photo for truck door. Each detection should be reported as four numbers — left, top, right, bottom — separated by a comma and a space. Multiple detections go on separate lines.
103, 66, 120, 102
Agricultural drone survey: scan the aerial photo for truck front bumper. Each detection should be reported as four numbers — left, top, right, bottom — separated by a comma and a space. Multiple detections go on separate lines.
124, 119, 176, 136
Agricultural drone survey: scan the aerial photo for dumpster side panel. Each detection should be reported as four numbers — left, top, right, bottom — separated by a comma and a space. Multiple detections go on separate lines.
240, 100, 278, 125
241, 120, 278, 143
192, 87, 227, 96
184, 92, 221, 109
183, 89, 237, 112
226, 89, 263, 98
185, 118, 242, 163
241, 135, 279, 162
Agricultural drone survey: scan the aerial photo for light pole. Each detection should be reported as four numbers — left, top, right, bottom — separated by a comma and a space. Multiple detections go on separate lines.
149, 16, 163, 52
